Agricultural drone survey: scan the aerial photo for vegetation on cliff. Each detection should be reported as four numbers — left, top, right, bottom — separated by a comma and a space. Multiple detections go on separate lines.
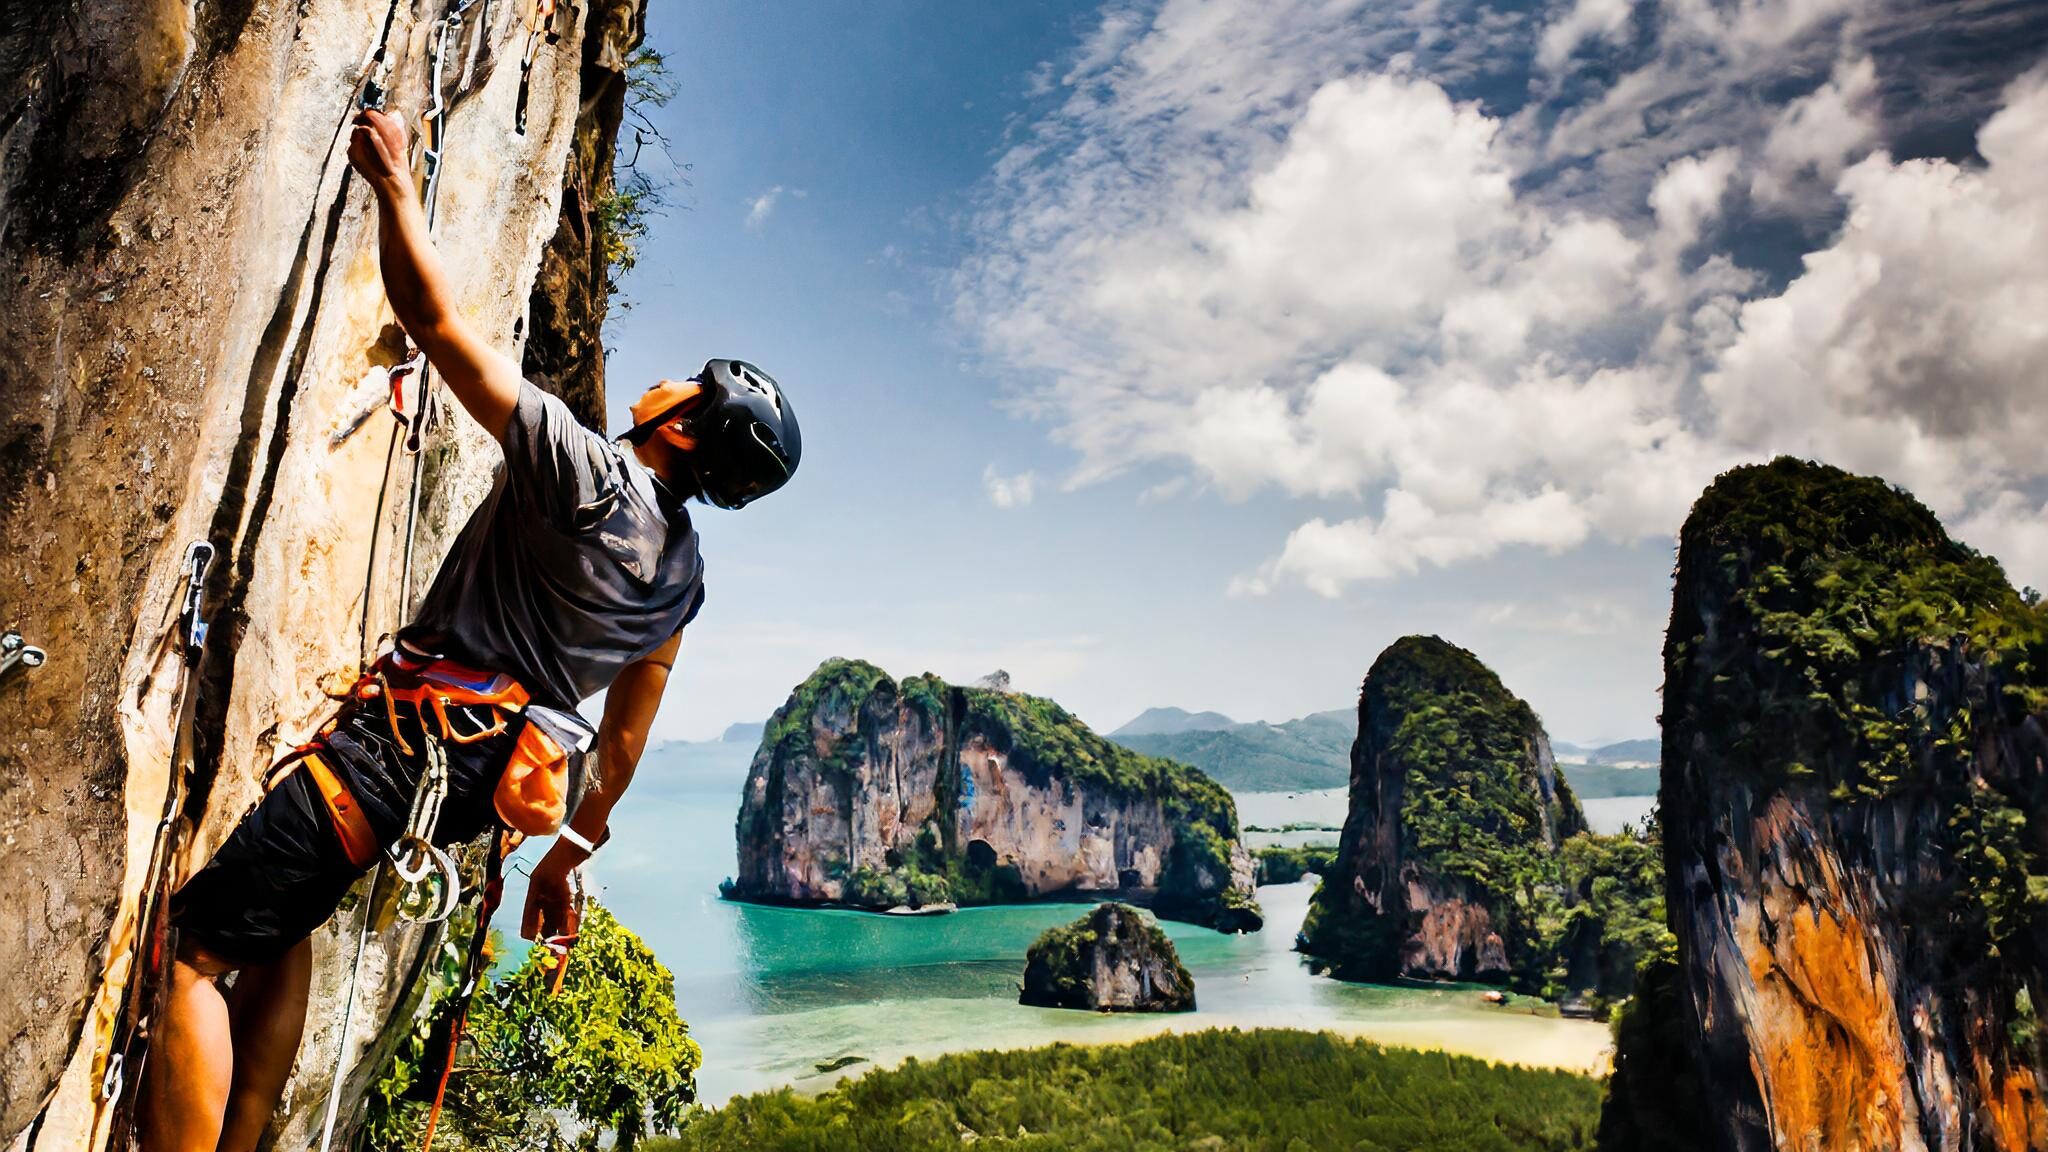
1300, 637, 1668, 1001
364, 903, 698, 1151
1668, 459, 2048, 948
1020, 903, 1195, 1012
960, 687, 1238, 838
647, 1029, 1601, 1151
1597, 459, 2048, 1150
1553, 820, 1667, 1001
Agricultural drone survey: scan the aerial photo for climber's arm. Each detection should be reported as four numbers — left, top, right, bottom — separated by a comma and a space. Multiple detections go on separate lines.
347, 108, 520, 438
520, 627, 684, 940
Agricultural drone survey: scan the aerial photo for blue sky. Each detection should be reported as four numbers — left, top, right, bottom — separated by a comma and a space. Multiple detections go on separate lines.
603, 0, 2048, 745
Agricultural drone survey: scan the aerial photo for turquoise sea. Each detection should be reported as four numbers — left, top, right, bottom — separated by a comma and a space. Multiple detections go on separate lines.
498, 747, 1645, 1105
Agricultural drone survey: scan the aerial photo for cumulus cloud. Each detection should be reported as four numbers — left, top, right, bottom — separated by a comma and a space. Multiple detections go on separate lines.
956, 0, 2048, 594
984, 465, 1038, 509
1705, 68, 2048, 516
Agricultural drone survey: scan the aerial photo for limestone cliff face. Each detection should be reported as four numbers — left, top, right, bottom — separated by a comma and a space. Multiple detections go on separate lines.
1600, 459, 2048, 1152
0, 0, 638, 1144
1298, 636, 1587, 986
1020, 903, 1196, 1013
731, 660, 1263, 932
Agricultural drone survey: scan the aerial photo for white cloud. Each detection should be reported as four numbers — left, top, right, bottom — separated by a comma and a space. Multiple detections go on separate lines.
1752, 55, 1881, 205
1704, 69, 2048, 528
957, 3, 2048, 595
745, 186, 785, 231
1266, 487, 1594, 596
984, 465, 1038, 509
1477, 597, 1641, 636
1537, 0, 1634, 72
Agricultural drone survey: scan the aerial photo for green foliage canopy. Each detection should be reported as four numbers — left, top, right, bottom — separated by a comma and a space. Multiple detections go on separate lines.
647, 1029, 1601, 1152
364, 902, 700, 1151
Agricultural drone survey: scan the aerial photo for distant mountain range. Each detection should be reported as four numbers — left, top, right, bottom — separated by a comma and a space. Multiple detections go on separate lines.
1551, 738, 1659, 765
1108, 709, 1355, 792
722, 720, 765, 744
1108, 708, 1661, 796
1111, 706, 1241, 737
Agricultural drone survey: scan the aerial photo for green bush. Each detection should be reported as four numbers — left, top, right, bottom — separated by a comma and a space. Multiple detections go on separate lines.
362, 902, 700, 1151
1253, 845, 1338, 885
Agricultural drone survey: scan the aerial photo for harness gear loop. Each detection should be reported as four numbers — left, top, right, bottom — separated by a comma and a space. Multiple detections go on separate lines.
389, 731, 461, 924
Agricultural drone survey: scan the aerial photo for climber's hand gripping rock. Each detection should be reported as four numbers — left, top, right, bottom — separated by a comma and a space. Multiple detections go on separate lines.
346, 108, 411, 199
345, 108, 522, 438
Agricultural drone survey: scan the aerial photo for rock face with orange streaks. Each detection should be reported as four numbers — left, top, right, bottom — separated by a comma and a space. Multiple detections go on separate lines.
730, 659, 1261, 931
1599, 459, 2048, 1152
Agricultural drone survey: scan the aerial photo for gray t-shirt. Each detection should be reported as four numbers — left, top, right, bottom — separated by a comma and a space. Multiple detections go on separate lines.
402, 380, 705, 708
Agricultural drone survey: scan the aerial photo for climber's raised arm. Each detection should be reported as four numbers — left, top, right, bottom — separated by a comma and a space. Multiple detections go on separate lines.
346, 108, 520, 438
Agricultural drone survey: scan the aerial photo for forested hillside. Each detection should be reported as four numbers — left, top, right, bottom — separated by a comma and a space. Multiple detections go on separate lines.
651, 1030, 1600, 1151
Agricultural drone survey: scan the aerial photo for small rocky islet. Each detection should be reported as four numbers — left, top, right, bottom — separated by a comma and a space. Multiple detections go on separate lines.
1019, 902, 1195, 1013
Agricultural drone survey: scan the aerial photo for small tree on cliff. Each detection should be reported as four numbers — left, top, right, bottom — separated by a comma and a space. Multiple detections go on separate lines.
364, 901, 700, 1151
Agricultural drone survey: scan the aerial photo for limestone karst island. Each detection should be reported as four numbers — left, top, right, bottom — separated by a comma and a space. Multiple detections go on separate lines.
4, 3, 2045, 1151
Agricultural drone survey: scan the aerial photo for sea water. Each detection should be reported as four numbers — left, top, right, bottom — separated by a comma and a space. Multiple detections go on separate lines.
496, 751, 1620, 1105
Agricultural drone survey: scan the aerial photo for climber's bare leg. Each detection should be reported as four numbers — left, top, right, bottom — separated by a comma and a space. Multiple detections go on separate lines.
139, 946, 235, 1152
217, 937, 312, 1152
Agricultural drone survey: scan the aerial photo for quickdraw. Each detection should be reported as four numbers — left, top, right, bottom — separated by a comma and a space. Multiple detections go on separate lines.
388, 731, 462, 924
96, 540, 215, 1120
0, 629, 46, 685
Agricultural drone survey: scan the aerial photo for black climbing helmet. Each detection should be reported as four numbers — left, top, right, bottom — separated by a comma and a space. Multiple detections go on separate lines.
627, 359, 801, 510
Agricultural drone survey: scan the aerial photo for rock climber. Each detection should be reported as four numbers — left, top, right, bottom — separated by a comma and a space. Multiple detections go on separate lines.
140, 107, 802, 1151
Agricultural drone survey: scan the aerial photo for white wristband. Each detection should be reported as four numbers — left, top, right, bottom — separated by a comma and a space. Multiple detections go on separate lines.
558, 825, 599, 856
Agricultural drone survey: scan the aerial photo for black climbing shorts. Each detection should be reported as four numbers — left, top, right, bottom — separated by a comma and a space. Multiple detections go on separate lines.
170, 687, 519, 969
